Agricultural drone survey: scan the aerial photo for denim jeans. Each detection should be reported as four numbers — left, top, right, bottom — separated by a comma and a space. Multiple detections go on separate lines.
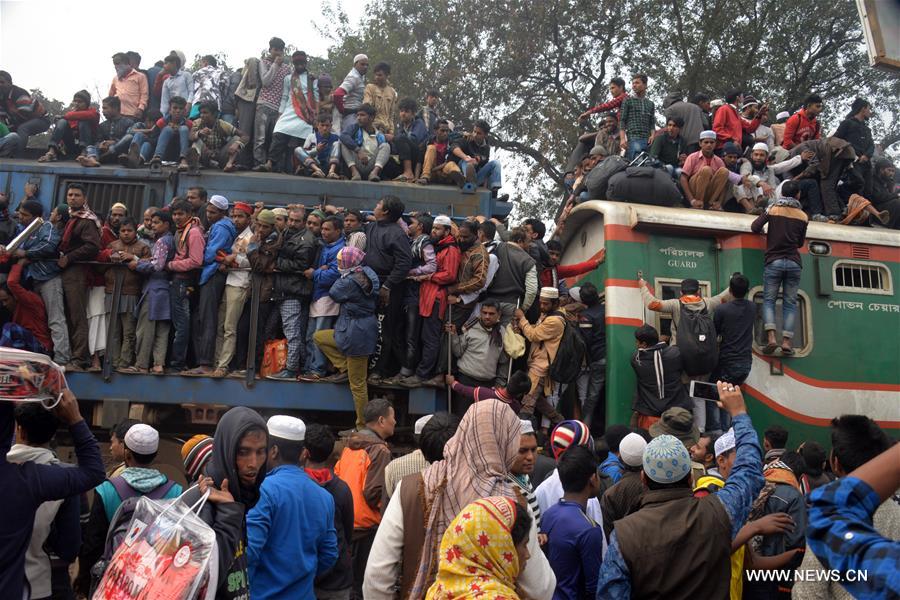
154, 124, 190, 159
50, 118, 95, 155
662, 163, 683, 180
305, 314, 336, 375
7, 116, 50, 156
626, 138, 649, 161
86, 135, 132, 159
131, 131, 155, 162
0, 133, 21, 157
170, 279, 192, 369
763, 258, 802, 338
459, 159, 502, 189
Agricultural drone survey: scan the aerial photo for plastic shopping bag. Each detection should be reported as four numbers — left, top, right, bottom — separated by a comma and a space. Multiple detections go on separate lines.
260, 338, 288, 377
0, 348, 67, 408
92, 489, 215, 600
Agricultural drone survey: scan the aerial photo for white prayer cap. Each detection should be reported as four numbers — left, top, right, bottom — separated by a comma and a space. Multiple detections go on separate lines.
433, 215, 453, 227
209, 195, 229, 211
520, 419, 535, 435
353, 54, 368, 64
540, 286, 559, 300
752, 142, 769, 153
776, 111, 790, 121
699, 130, 717, 141
618, 433, 647, 467
124, 424, 159, 455
267, 415, 306, 441
714, 428, 736, 458
414, 414, 434, 436
569, 287, 582, 303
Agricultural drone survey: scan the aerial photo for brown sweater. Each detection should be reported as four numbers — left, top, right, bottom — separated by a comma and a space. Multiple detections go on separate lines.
751, 201, 808, 266
99, 239, 151, 295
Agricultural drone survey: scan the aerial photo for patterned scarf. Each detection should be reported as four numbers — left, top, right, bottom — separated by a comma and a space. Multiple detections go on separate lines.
425, 497, 522, 600
291, 71, 318, 125
747, 461, 801, 553
61, 203, 102, 251
176, 217, 201, 252
410, 400, 520, 598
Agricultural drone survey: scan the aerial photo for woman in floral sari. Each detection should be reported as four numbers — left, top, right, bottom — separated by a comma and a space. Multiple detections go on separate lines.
426, 496, 532, 600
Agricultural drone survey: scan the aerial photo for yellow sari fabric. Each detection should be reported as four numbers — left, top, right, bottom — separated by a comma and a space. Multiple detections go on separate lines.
425, 497, 521, 600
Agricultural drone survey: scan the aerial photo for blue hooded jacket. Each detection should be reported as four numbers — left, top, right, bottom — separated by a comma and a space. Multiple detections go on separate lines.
200, 217, 237, 285
330, 266, 380, 356
312, 238, 345, 302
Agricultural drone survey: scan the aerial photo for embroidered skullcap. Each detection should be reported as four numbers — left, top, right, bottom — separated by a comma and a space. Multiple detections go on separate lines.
256, 209, 276, 225
699, 130, 717, 140
540, 286, 559, 300
643, 434, 692, 484
752, 142, 769, 153
353, 54, 368, 64
715, 428, 736, 458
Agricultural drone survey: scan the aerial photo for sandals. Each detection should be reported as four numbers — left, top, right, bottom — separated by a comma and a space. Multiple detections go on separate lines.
38, 150, 57, 162
780, 346, 794, 356
393, 174, 409, 182
211, 368, 228, 378
416, 177, 429, 185
762, 342, 778, 355
326, 171, 340, 180
116, 366, 147, 374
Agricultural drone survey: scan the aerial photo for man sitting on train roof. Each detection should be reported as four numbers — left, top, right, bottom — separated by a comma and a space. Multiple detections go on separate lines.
186, 101, 250, 173
680, 131, 744, 211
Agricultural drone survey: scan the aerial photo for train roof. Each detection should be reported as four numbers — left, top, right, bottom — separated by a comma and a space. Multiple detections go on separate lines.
560, 200, 900, 249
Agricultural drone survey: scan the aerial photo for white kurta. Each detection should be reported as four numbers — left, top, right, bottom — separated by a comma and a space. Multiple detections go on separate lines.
273, 71, 319, 140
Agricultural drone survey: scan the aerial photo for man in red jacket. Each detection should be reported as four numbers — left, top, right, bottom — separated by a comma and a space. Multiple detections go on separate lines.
782, 94, 823, 150
38, 90, 99, 162
541, 240, 605, 289
400, 215, 460, 388
713, 89, 767, 151
0, 262, 52, 354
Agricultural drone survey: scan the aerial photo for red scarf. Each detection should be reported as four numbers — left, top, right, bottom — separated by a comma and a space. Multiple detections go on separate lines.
304, 467, 333, 485
291, 72, 318, 125
60, 205, 101, 252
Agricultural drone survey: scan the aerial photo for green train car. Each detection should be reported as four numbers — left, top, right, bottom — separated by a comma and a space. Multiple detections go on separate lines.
558, 200, 900, 444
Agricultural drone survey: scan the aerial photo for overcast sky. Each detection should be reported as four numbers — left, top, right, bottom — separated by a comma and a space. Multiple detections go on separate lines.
0, 0, 366, 103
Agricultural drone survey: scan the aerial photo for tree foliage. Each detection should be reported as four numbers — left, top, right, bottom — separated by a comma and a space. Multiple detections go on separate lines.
321, 0, 900, 219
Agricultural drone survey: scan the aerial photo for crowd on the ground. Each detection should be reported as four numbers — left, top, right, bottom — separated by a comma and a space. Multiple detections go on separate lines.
562, 75, 900, 230
0, 41, 506, 200
2, 381, 897, 599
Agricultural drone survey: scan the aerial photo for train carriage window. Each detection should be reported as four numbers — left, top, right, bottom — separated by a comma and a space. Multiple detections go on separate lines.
652, 278, 711, 339
751, 288, 812, 356
833, 261, 892, 295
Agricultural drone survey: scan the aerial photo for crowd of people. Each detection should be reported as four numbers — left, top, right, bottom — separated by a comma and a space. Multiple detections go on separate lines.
562, 75, 900, 230
0, 41, 506, 200
0, 40, 898, 600
2, 380, 897, 599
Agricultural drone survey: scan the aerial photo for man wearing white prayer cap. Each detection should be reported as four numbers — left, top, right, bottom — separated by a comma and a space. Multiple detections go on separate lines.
735, 139, 788, 212
382, 413, 460, 498
335, 54, 369, 128
83, 423, 184, 584
514, 286, 566, 424
599, 431, 649, 536
247, 415, 339, 598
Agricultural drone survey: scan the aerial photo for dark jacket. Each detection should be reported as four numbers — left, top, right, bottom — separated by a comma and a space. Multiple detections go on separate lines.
330, 266, 380, 357
750, 199, 808, 266
450, 132, 491, 167
485, 242, 534, 304
98, 116, 135, 142
363, 220, 413, 288
248, 231, 282, 302
312, 471, 355, 592
22, 220, 62, 282
185, 407, 267, 600
274, 227, 317, 300
579, 303, 606, 361
98, 239, 151, 296
0, 405, 105, 600
631, 342, 691, 417
394, 116, 429, 150
649, 133, 685, 167
600, 468, 644, 539
59, 217, 101, 263
834, 117, 875, 159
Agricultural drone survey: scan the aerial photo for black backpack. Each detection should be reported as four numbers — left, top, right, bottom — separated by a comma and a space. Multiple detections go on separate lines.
549, 313, 587, 384
677, 301, 718, 376
89, 477, 177, 594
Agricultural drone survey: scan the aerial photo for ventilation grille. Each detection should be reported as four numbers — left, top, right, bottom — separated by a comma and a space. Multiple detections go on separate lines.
851, 245, 870, 259
58, 179, 145, 219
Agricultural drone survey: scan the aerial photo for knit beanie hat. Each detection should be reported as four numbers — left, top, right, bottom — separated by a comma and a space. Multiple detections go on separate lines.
182, 434, 214, 481
550, 420, 593, 460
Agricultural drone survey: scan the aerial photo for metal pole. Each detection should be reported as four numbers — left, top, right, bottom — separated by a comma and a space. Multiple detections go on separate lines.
446, 304, 452, 413
246, 273, 262, 388
103, 266, 125, 382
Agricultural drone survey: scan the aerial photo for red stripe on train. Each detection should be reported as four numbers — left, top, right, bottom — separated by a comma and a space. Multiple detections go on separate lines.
743, 384, 900, 429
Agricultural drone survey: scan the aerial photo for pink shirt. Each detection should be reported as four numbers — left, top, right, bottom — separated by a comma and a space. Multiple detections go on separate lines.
109, 69, 149, 117
682, 151, 725, 178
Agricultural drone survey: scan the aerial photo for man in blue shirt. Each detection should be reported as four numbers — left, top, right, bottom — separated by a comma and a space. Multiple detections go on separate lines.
598, 424, 629, 484
541, 445, 606, 600
247, 415, 339, 600
596, 381, 764, 599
